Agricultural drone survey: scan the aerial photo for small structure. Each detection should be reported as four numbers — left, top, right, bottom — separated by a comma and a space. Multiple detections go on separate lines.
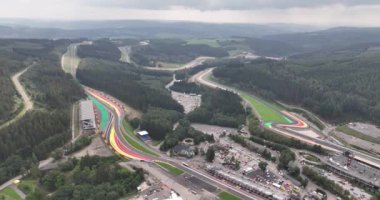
137, 130, 151, 141
172, 144, 195, 158
79, 100, 96, 130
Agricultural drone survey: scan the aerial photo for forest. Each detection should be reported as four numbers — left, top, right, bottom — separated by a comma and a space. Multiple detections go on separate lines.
0, 39, 84, 185
24, 156, 144, 200
188, 88, 246, 128
213, 49, 380, 125
0, 52, 25, 123
130, 39, 229, 66
77, 39, 121, 61
77, 58, 183, 112
160, 119, 215, 151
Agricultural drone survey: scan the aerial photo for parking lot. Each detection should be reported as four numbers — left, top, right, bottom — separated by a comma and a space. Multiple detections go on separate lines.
171, 91, 201, 114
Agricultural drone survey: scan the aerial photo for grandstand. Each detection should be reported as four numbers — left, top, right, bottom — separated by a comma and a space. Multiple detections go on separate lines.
79, 100, 96, 130
137, 130, 151, 141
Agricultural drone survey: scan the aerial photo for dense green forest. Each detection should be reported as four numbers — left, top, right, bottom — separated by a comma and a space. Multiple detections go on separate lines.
0, 50, 25, 123
130, 39, 228, 66
0, 39, 84, 185
140, 107, 183, 140
170, 81, 203, 94
77, 39, 121, 61
188, 88, 246, 128
213, 49, 380, 125
77, 58, 183, 112
25, 156, 144, 200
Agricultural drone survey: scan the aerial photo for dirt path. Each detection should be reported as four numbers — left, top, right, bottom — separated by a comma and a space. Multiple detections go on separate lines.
0, 63, 35, 130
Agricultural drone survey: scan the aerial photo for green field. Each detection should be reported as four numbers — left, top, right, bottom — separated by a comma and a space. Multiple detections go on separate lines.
336, 125, 380, 144
186, 38, 220, 47
18, 180, 37, 195
218, 191, 241, 200
240, 92, 290, 124
121, 119, 159, 157
156, 61, 183, 69
155, 161, 184, 176
0, 187, 22, 200
205, 74, 290, 124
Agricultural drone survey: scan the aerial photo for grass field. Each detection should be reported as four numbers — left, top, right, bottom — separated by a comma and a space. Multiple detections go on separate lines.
305, 155, 321, 163
218, 191, 241, 200
155, 161, 184, 176
18, 180, 37, 195
240, 92, 289, 124
121, 119, 159, 157
156, 61, 183, 69
336, 125, 380, 145
186, 38, 220, 47
0, 187, 22, 200
205, 74, 289, 124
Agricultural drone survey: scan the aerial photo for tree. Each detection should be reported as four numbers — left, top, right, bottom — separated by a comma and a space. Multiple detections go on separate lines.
259, 161, 268, 172
29, 163, 41, 179
206, 147, 215, 162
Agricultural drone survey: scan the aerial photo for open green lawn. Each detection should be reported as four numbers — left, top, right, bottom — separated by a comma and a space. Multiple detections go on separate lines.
205, 74, 289, 124
336, 125, 380, 144
155, 161, 184, 176
218, 191, 241, 200
156, 61, 183, 69
305, 155, 321, 163
17, 180, 37, 195
0, 187, 22, 200
121, 119, 159, 157
240, 92, 289, 124
186, 38, 220, 47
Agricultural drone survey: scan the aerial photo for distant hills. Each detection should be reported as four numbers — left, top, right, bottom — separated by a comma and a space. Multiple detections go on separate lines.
0, 19, 320, 39
249, 27, 380, 57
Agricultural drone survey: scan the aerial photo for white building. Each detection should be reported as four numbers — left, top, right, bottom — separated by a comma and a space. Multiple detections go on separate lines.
79, 100, 96, 130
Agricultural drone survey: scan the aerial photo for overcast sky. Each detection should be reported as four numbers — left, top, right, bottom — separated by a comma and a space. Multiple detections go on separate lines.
1, 0, 380, 26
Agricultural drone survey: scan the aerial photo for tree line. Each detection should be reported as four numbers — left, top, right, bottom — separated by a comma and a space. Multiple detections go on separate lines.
213, 55, 380, 125
0, 39, 84, 185
25, 155, 144, 200
130, 39, 228, 66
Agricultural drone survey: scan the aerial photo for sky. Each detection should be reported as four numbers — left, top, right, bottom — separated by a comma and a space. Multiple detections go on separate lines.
1, 0, 380, 26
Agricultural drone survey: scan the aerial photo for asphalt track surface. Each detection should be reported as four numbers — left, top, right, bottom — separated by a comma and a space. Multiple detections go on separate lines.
85, 87, 263, 200
192, 68, 380, 169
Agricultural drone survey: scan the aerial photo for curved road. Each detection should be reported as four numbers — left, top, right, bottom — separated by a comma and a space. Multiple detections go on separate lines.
0, 63, 35, 130
64, 43, 263, 200
192, 67, 380, 169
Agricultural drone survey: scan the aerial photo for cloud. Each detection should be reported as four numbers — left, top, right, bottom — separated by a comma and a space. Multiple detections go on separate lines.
86, 0, 380, 10
0, 0, 380, 27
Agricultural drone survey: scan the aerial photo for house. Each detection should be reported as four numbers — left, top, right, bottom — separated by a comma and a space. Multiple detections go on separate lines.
172, 144, 195, 158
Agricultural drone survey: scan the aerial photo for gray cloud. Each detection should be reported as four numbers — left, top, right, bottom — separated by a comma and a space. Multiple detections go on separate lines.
86, 0, 380, 10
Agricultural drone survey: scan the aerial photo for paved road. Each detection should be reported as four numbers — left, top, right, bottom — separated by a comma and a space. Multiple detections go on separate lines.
65, 42, 265, 199
61, 41, 92, 79
191, 68, 380, 169
144, 56, 215, 72
0, 157, 54, 194
0, 63, 35, 130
